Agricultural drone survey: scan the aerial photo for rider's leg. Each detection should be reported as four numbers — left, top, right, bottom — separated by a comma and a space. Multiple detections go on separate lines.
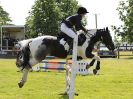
61, 23, 76, 39
60, 23, 76, 50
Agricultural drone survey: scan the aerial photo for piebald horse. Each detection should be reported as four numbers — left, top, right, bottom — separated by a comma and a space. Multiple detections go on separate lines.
16, 27, 115, 88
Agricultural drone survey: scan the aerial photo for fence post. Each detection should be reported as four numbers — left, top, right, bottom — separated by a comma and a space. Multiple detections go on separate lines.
68, 33, 78, 99
117, 46, 120, 59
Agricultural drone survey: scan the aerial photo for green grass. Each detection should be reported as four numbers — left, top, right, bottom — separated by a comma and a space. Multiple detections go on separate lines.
0, 58, 133, 99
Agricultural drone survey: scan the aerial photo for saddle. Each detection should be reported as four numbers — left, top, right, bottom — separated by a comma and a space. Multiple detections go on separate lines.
57, 32, 86, 49
57, 32, 72, 46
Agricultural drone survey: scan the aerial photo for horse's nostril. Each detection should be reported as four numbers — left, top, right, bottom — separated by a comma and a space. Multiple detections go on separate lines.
16, 62, 18, 65
16, 62, 20, 67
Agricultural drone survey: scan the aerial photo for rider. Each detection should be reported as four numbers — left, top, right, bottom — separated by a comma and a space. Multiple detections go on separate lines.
60, 7, 89, 49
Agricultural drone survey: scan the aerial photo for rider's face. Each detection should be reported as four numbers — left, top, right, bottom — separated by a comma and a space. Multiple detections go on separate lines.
81, 13, 86, 17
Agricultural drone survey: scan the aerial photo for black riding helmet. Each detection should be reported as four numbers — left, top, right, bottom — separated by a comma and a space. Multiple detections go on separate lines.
77, 7, 89, 14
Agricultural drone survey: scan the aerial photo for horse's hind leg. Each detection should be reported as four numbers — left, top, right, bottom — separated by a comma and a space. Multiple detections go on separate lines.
18, 68, 29, 88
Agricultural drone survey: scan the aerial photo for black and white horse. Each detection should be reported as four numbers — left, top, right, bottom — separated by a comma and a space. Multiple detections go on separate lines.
16, 27, 115, 88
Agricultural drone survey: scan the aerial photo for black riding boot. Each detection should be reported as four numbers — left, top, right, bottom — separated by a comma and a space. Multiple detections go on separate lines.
66, 38, 73, 55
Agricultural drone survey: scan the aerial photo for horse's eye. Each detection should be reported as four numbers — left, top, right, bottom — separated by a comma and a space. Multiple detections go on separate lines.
19, 55, 22, 59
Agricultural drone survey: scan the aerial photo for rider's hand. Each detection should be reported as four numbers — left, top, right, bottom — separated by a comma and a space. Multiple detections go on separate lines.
85, 29, 89, 33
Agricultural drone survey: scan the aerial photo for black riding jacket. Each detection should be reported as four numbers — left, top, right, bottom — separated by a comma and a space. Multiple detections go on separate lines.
62, 14, 86, 32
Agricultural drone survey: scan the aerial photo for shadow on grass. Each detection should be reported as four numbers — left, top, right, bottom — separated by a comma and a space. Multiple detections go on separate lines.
59, 95, 68, 99
58, 92, 79, 99
58, 92, 68, 99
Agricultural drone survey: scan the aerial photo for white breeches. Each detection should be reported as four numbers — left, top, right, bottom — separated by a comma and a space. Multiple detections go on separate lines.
60, 23, 76, 39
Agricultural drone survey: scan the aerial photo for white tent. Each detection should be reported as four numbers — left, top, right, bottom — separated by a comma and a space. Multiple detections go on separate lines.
0, 25, 25, 51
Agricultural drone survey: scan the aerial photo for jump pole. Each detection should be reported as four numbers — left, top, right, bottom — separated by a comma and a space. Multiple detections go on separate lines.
68, 33, 78, 99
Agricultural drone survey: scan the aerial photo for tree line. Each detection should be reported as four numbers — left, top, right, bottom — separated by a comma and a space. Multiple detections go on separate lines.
25, 0, 79, 37
112, 0, 133, 44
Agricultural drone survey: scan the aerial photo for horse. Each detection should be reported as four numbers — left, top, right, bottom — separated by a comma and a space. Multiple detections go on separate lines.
16, 27, 115, 88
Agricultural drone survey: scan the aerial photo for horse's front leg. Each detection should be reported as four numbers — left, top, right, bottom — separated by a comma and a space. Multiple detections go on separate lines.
86, 55, 100, 75
92, 55, 100, 74
86, 58, 96, 69
18, 68, 29, 88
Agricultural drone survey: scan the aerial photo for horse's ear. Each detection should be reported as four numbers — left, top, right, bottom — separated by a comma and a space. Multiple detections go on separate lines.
106, 27, 108, 31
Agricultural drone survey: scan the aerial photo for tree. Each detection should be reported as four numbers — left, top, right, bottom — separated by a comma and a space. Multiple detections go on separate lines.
0, 5, 11, 25
25, 0, 79, 37
112, 0, 133, 43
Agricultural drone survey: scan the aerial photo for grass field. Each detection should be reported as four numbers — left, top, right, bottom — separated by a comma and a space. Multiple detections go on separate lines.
0, 58, 133, 99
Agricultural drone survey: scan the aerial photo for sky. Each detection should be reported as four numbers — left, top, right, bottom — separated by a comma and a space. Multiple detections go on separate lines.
0, 0, 125, 35
78, 0, 124, 29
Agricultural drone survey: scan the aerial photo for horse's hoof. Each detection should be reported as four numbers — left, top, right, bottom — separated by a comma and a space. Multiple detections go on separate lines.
93, 69, 97, 75
18, 82, 24, 88
86, 65, 91, 69
75, 93, 79, 96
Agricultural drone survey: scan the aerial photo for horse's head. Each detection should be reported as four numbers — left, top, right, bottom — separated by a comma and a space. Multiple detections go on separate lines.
97, 27, 115, 51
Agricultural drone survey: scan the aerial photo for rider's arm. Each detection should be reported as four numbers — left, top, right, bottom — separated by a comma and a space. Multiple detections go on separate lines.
75, 15, 87, 32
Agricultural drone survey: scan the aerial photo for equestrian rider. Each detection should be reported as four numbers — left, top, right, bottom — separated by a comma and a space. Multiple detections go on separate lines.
60, 7, 89, 48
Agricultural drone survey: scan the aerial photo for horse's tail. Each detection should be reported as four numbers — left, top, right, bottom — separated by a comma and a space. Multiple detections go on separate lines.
16, 39, 33, 50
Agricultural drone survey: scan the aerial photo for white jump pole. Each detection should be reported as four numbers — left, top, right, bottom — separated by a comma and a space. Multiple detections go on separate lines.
68, 33, 78, 99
